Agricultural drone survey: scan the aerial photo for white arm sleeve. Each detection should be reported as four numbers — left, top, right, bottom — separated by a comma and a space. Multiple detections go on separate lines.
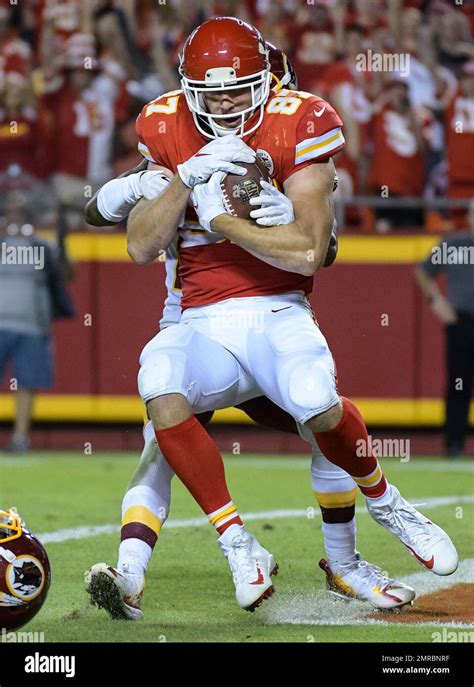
96, 172, 171, 223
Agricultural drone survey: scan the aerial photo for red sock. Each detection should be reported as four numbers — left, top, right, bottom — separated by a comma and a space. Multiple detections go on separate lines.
155, 416, 243, 531
314, 397, 388, 499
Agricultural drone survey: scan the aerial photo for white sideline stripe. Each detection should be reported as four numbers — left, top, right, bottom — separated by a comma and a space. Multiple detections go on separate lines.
2, 456, 473, 472
261, 558, 474, 627
39, 494, 474, 544
224, 458, 474, 472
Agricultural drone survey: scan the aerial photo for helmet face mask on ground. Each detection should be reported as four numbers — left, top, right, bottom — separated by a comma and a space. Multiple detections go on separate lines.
0, 508, 51, 631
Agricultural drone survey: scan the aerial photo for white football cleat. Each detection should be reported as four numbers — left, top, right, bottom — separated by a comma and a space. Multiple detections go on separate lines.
319, 556, 415, 610
366, 486, 458, 576
218, 524, 278, 612
85, 563, 144, 620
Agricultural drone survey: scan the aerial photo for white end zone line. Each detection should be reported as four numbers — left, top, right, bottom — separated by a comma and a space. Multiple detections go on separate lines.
39, 494, 474, 544
259, 558, 474, 629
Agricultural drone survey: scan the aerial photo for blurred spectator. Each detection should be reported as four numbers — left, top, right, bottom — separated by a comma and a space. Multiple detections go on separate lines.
290, 3, 338, 93
368, 79, 426, 231
320, 25, 372, 202
40, 31, 122, 227
0, 5, 32, 86
415, 210, 474, 458
0, 0, 470, 232
433, 4, 474, 72
0, 72, 44, 178
0, 184, 74, 454
441, 61, 474, 229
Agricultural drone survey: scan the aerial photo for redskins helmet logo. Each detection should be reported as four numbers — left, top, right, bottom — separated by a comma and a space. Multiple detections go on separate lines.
6, 555, 46, 602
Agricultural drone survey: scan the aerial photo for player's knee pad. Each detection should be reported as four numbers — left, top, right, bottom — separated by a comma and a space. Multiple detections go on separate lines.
279, 353, 338, 421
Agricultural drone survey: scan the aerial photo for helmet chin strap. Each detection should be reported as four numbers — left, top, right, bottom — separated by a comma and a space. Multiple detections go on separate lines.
272, 71, 292, 93
0, 547, 16, 562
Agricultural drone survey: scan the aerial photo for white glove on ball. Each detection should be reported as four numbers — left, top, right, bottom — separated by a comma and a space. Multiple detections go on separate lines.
249, 180, 295, 226
191, 172, 227, 232
177, 135, 256, 189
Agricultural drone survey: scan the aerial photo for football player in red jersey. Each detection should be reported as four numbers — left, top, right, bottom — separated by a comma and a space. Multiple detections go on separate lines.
85, 44, 418, 620
88, 19, 457, 615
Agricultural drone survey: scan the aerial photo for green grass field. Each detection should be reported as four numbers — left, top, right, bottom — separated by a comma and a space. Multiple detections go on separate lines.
1, 452, 473, 643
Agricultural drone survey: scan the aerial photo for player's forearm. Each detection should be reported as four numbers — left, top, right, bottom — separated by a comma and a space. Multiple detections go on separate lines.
127, 176, 191, 265
414, 266, 441, 302
84, 199, 115, 226
211, 214, 331, 276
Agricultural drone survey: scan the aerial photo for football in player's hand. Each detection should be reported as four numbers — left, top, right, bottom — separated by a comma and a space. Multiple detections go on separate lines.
220, 156, 272, 219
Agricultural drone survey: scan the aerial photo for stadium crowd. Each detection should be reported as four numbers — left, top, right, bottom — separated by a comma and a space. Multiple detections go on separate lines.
0, 0, 472, 231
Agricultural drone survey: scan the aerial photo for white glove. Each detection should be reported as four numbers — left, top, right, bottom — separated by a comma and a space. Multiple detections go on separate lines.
191, 172, 227, 232
177, 135, 256, 189
96, 171, 170, 222
248, 180, 295, 226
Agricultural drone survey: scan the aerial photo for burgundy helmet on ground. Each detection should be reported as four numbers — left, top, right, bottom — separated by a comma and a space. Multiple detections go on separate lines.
266, 41, 298, 90
0, 508, 51, 631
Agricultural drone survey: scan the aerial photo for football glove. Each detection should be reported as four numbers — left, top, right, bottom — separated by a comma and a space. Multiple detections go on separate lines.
191, 172, 227, 232
248, 180, 295, 226
177, 135, 256, 189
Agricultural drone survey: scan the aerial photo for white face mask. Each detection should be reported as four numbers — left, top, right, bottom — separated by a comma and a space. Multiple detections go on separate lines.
180, 64, 272, 140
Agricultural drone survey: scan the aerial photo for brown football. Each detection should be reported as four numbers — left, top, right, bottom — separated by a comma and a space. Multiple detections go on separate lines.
220, 155, 272, 219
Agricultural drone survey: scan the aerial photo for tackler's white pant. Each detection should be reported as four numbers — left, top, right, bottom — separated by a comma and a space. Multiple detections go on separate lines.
138, 321, 261, 412
138, 292, 339, 423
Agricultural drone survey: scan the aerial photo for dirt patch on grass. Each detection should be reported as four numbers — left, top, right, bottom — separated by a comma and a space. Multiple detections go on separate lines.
370, 584, 474, 624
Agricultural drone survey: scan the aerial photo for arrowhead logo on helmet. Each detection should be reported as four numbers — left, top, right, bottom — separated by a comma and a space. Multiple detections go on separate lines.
179, 16, 272, 140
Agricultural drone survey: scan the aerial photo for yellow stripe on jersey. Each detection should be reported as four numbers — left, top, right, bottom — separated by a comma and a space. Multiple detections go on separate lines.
295, 128, 345, 164
122, 506, 163, 534
314, 488, 357, 509
137, 142, 156, 163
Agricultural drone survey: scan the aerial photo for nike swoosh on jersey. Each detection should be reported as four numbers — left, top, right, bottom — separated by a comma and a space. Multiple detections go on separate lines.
314, 107, 326, 118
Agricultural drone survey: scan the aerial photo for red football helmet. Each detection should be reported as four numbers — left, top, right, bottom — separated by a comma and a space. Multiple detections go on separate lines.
266, 41, 298, 90
0, 509, 51, 631
179, 16, 271, 139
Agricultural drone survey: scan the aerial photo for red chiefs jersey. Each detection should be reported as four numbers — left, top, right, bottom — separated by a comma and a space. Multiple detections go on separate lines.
445, 89, 474, 189
136, 88, 344, 310
368, 105, 425, 196
41, 82, 114, 182
0, 111, 40, 177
